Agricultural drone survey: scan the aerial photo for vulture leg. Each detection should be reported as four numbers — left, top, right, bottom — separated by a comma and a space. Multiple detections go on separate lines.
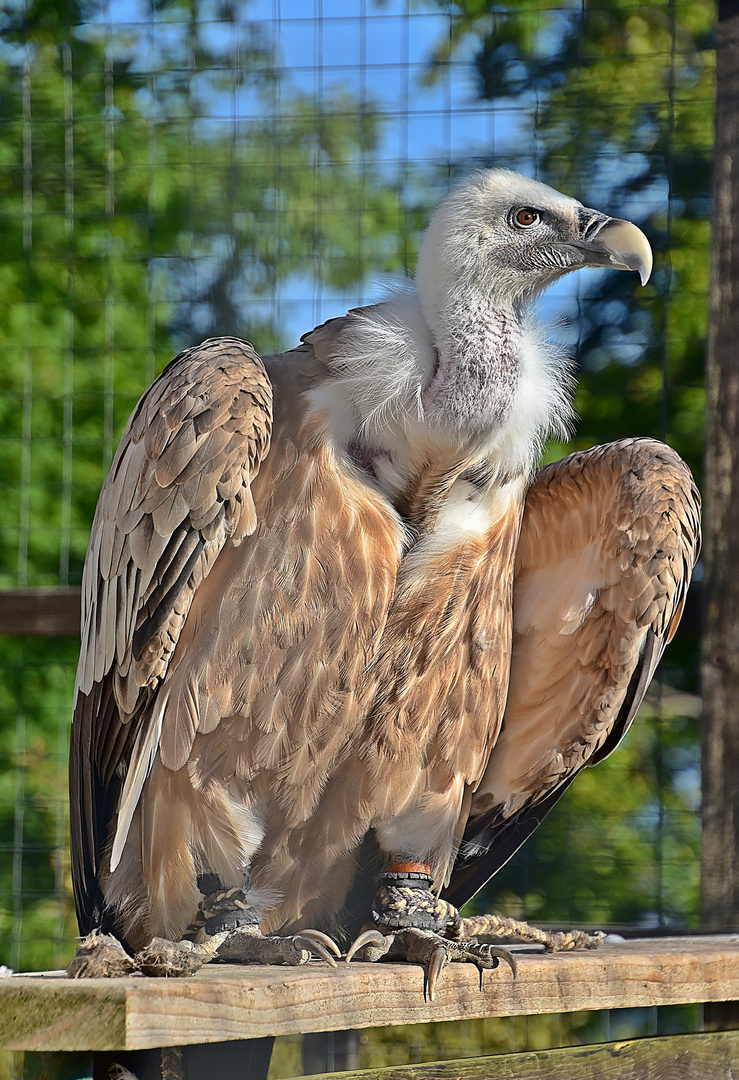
345, 867, 519, 999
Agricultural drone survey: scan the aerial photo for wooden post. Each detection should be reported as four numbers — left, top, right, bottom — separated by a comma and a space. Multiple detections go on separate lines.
701, 0, 739, 934
0, 587, 81, 636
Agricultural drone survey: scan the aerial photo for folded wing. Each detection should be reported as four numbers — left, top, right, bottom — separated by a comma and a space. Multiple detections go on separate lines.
445, 438, 701, 909
69, 337, 272, 933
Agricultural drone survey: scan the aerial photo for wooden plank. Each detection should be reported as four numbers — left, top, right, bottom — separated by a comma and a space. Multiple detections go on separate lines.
1, 937, 738, 1053
287, 1029, 739, 1080
0, 588, 81, 637
2, 979, 128, 1051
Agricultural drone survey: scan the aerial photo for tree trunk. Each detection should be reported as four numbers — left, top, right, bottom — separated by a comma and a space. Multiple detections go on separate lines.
701, 0, 739, 930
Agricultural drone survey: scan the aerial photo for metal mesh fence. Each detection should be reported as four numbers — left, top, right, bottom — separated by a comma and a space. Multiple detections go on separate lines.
0, 0, 711, 1069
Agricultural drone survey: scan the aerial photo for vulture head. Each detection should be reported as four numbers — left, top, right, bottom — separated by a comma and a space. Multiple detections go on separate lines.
416, 169, 653, 322
412, 169, 653, 444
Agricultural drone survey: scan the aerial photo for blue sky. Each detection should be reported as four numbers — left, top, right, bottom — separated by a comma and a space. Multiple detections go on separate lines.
91, 0, 605, 348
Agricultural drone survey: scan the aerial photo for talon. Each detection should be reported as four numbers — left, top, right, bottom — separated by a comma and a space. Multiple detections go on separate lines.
298, 929, 342, 960
346, 929, 391, 963
490, 946, 517, 978
293, 934, 338, 967
426, 944, 447, 1001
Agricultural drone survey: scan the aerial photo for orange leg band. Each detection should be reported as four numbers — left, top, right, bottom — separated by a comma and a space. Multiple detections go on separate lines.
385, 861, 432, 876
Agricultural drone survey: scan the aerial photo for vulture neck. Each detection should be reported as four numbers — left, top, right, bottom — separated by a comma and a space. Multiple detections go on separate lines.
315, 287, 572, 500
422, 293, 524, 438
409, 277, 573, 483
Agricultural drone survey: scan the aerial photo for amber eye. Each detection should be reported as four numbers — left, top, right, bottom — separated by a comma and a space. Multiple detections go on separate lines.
513, 208, 540, 228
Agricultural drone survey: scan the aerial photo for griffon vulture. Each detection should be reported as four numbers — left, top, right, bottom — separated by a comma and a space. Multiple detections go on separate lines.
69, 169, 700, 994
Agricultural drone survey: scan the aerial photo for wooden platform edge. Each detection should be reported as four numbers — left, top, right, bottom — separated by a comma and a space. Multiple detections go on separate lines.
1, 937, 739, 1052
286, 1029, 739, 1080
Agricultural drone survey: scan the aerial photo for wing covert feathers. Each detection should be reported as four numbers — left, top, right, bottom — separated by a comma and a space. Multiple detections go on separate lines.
70, 338, 272, 928
446, 438, 700, 909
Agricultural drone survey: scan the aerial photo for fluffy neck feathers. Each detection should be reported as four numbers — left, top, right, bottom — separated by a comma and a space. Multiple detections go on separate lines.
321, 288, 573, 483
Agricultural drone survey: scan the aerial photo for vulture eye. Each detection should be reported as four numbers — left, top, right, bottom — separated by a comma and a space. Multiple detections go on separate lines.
513, 208, 540, 229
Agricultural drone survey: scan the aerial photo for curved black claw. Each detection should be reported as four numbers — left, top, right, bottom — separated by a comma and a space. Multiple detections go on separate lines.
346, 928, 395, 964
401, 931, 516, 1001
427, 944, 447, 1000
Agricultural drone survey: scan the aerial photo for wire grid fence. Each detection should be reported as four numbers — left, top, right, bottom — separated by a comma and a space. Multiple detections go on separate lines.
0, 0, 711, 1071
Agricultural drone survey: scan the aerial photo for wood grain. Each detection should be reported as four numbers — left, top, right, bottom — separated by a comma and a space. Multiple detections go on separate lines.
0, 589, 81, 636
1, 937, 738, 1052
289, 1030, 739, 1080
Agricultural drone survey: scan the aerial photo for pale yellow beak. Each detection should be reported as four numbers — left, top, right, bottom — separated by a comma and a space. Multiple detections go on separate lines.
590, 218, 653, 285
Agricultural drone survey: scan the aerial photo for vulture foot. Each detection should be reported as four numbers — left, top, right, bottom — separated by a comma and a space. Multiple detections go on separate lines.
367, 869, 604, 952
185, 874, 341, 966
67, 930, 138, 978
344, 868, 516, 998
66, 925, 342, 979
66, 931, 207, 978
345, 926, 516, 1001
66, 877, 341, 978
456, 913, 606, 952
212, 924, 341, 966
344, 867, 603, 997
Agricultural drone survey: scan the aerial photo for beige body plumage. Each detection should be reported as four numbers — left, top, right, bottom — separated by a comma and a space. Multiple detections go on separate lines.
69, 169, 700, 972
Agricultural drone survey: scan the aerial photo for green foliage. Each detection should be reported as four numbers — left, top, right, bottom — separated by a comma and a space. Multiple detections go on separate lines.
0, 0, 420, 590
476, 698, 701, 930
0, 638, 79, 970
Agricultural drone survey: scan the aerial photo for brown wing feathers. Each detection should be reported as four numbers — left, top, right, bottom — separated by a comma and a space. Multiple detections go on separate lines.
70, 337, 272, 933
445, 438, 701, 910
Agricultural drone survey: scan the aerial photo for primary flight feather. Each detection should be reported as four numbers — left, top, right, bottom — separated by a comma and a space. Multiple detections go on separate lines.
69, 169, 699, 987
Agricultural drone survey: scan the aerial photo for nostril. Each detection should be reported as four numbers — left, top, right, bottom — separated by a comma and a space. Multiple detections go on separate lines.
581, 213, 609, 241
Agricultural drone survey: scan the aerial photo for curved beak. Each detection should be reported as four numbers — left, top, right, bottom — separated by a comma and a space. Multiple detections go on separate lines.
571, 211, 653, 285
593, 218, 653, 285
